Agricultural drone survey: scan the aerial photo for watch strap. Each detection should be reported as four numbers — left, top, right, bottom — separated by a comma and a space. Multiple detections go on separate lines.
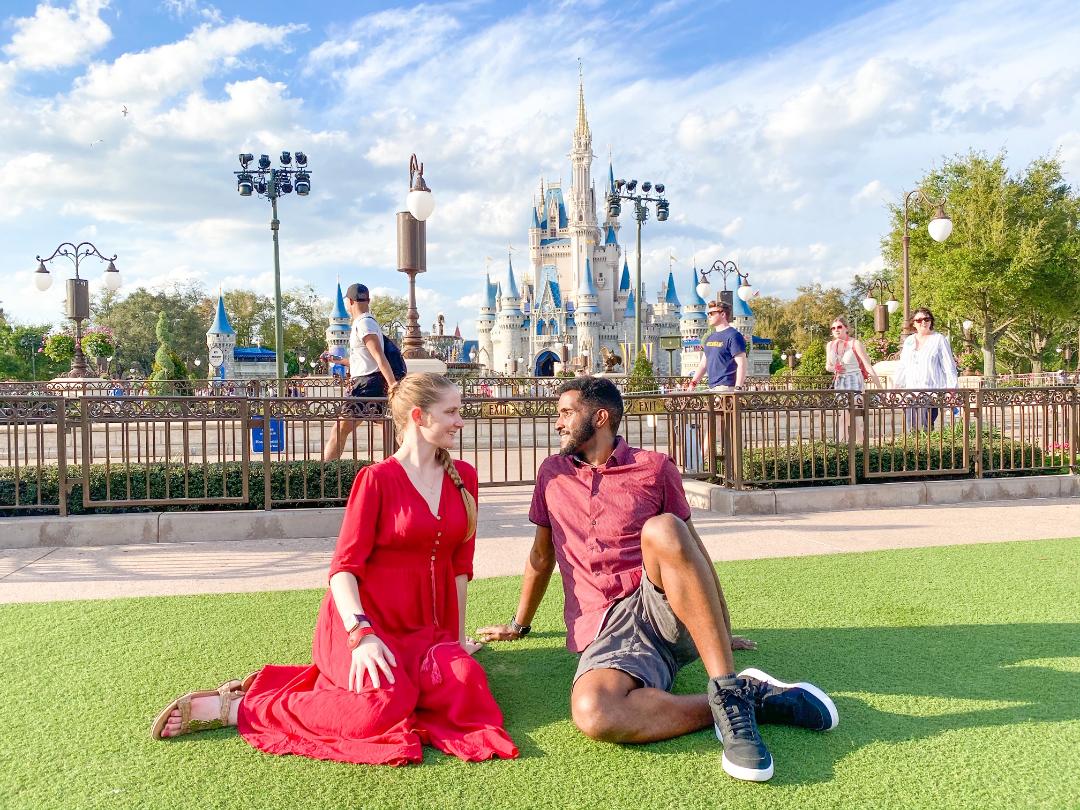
508, 618, 531, 637
346, 624, 376, 650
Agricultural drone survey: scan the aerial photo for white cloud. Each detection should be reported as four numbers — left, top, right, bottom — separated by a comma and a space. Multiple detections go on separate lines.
3, 0, 112, 71
720, 216, 744, 238
853, 179, 886, 205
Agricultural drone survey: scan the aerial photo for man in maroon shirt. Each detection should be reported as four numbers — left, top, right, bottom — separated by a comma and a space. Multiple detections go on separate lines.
478, 376, 837, 782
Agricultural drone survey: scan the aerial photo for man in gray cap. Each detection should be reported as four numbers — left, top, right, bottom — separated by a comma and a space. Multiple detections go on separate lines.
322, 283, 396, 461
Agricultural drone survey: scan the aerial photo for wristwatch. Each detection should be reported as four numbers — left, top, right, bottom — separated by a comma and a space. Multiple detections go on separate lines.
508, 618, 531, 637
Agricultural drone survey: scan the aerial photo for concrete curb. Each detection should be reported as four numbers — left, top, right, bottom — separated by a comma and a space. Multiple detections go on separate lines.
682, 474, 1079, 516
0, 508, 345, 549
2, 476, 1076, 549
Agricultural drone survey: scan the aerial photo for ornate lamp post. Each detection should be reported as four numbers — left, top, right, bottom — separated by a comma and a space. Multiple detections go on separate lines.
695, 259, 755, 309
33, 241, 121, 378
900, 189, 952, 336
397, 154, 435, 360
862, 277, 900, 354
605, 179, 670, 361
234, 150, 311, 380
781, 351, 802, 370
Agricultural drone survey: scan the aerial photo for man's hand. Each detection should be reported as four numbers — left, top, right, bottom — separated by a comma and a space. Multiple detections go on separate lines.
731, 635, 758, 651
475, 624, 523, 643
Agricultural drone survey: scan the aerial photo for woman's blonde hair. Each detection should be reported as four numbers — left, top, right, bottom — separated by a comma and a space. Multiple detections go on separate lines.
387, 373, 476, 536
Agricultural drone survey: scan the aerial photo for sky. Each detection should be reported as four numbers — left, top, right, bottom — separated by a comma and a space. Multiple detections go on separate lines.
2, 0, 1079, 342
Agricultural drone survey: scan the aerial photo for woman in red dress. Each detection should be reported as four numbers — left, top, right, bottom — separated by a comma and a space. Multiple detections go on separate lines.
151, 373, 518, 765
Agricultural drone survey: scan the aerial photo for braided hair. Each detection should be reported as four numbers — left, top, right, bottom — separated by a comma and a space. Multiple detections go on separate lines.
388, 373, 476, 537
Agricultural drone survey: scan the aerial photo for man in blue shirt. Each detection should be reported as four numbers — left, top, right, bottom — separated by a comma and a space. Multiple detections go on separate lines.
688, 300, 747, 391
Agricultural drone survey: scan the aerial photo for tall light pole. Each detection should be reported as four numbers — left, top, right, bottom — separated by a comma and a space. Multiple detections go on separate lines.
397, 154, 435, 360
605, 179, 670, 361
33, 241, 121, 378
901, 189, 952, 337
234, 150, 311, 381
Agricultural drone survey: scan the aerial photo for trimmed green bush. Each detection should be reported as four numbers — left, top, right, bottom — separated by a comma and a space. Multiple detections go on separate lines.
723, 428, 1066, 488
0, 459, 371, 516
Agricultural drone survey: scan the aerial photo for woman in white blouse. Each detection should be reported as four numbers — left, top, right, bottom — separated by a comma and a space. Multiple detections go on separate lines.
893, 307, 958, 430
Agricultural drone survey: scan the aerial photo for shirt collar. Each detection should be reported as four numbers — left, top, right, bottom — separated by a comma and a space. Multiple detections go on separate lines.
571, 436, 631, 469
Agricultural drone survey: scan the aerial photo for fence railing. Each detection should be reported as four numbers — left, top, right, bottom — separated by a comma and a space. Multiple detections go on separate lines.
2, 386, 1076, 515
720, 386, 1078, 488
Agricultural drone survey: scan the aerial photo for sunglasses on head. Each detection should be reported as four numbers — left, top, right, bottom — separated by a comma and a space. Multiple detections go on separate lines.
913, 316, 931, 324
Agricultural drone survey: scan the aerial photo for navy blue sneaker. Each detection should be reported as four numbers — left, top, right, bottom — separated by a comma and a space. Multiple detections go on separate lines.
709, 675, 774, 782
738, 668, 839, 731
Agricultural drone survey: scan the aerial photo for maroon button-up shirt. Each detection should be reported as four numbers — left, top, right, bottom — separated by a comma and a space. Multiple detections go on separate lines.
529, 438, 692, 652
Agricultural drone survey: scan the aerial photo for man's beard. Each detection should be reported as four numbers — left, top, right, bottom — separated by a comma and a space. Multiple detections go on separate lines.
559, 418, 597, 456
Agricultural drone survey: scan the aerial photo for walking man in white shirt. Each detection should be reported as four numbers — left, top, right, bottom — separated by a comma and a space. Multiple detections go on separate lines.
322, 283, 397, 461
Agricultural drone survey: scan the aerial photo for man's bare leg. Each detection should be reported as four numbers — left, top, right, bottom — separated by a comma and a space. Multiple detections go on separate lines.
322, 417, 357, 462
641, 513, 735, 678
571, 669, 710, 743
570, 513, 737, 743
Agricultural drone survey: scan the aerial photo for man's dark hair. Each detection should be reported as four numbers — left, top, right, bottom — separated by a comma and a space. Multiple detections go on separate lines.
556, 376, 624, 434
708, 300, 733, 320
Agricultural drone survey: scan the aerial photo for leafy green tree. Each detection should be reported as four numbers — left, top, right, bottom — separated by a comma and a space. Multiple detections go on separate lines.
882, 150, 1080, 378
370, 294, 409, 333
795, 340, 827, 376
283, 285, 332, 369
93, 283, 210, 374
625, 351, 657, 393
148, 312, 190, 394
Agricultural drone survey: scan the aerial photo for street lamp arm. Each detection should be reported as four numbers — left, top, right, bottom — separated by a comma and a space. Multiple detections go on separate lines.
903, 188, 947, 223
37, 241, 117, 278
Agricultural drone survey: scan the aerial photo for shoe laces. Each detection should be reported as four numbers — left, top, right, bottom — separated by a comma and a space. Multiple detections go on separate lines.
714, 686, 757, 739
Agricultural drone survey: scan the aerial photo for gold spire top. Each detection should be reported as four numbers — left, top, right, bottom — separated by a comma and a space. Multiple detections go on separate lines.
576, 59, 590, 139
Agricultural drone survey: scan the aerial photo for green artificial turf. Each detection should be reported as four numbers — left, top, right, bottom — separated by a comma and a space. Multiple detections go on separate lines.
2, 538, 1079, 809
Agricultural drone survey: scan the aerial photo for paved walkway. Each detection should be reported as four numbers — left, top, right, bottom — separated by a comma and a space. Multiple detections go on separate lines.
1, 487, 1077, 604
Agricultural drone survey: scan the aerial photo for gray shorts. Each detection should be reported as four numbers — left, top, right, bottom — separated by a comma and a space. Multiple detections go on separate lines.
573, 572, 700, 692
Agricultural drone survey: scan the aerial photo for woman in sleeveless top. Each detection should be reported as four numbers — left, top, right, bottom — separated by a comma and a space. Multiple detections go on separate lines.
826, 317, 881, 442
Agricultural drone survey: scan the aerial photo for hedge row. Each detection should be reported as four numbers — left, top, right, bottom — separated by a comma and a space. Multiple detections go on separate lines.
0, 459, 371, 516
726, 433, 1070, 488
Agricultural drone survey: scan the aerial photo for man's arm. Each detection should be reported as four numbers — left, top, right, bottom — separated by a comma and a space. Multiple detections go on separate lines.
733, 353, 748, 388
362, 333, 396, 388
476, 525, 556, 641
688, 353, 708, 389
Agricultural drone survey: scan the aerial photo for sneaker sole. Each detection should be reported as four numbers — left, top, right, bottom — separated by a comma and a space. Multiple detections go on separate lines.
720, 748, 774, 782
738, 667, 839, 731
713, 725, 775, 781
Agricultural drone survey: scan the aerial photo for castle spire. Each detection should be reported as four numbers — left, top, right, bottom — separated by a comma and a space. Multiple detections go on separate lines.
575, 60, 590, 139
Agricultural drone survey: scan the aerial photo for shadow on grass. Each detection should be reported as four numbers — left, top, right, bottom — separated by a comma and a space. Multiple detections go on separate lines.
630, 621, 1080, 784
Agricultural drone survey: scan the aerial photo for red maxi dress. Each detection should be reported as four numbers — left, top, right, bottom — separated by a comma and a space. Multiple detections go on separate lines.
237, 457, 518, 765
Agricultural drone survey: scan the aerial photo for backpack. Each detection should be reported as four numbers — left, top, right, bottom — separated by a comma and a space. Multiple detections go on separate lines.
381, 334, 408, 381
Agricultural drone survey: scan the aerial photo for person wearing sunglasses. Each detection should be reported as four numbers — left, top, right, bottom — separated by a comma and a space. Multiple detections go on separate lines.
687, 300, 747, 392
826, 317, 881, 442
893, 307, 958, 430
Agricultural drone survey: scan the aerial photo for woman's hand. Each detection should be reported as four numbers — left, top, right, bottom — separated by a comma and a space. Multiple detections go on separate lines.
348, 635, 398, 691
461, 637, 485, 656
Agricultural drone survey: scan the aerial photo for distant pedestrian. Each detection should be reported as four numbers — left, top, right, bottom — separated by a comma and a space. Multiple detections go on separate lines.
826, 317, 881, 443
893, 307, 958, 430
687, 301, 746, 392
323, 284, 398, 461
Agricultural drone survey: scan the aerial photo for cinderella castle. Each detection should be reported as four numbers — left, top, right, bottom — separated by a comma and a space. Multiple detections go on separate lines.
475, 78, 769, 377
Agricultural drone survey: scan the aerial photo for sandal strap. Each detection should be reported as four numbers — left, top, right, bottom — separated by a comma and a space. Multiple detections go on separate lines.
177, 694, 193, 734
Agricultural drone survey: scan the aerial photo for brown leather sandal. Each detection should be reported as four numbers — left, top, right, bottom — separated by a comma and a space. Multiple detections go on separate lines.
150, 683, 239, 740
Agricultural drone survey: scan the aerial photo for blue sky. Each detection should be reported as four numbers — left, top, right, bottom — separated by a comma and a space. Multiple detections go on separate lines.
2, 0, 1079, 341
